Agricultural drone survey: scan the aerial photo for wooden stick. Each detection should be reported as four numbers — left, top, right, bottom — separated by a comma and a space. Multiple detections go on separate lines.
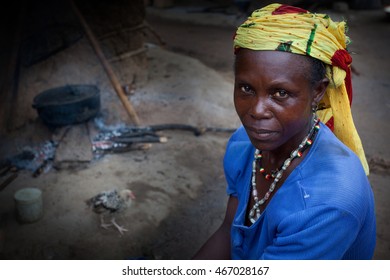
144, 21, 166, 46
108, 47, 147, 63
0, 166, 11, 177
98, 22, 147, 41
112, 135, 167, 144
69, 0, 141, 126
0, 173, 18, 192
149, 123, 236, 136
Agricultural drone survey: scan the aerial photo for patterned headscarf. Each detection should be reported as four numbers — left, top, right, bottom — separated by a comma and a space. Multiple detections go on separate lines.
234, 3, 369, 174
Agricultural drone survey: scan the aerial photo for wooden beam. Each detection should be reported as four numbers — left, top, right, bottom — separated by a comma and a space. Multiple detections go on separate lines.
70, 0, 141, 126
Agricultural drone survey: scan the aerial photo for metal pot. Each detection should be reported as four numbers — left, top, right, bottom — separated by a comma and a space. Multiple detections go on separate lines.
32, 84, 100, 127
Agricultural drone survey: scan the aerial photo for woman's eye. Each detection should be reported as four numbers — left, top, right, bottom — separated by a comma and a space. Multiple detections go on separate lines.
273, 90, 289, 98
240, 85, 254, 95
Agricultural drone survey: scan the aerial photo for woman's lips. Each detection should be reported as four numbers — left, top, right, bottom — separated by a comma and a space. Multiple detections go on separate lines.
245, 126, 278, 141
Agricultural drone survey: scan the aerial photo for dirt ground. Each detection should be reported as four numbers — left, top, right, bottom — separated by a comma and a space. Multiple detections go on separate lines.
0, 4, 389, 260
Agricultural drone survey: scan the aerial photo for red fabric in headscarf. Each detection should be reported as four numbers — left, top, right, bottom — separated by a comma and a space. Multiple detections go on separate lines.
272, 4, 308, 15
331, 49, 353, 104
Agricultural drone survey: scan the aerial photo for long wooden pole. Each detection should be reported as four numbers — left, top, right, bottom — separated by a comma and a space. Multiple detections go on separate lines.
70, 0, 141, 126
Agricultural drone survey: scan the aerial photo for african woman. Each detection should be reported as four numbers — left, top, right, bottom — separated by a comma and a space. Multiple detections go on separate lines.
194, 3, 376, 260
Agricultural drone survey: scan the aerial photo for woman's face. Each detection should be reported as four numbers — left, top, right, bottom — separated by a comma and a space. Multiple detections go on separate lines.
234, 50, 326, 153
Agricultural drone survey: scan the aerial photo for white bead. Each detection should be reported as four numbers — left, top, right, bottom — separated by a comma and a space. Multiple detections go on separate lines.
291, 150, 298, 157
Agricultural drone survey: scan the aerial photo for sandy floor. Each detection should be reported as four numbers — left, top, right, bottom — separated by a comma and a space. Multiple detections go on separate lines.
0, 5, 389, 259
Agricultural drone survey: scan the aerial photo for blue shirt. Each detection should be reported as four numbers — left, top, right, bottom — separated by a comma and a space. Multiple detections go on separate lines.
224, 123, 376, 259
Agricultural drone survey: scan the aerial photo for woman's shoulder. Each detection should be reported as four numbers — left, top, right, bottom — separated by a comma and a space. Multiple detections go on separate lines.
300, 123, 369, 186
224, 126, 253, 159
305, 123, 365, 170
223, 126, 253, 195
228, 125, 250, 143
296, 123, 372, 216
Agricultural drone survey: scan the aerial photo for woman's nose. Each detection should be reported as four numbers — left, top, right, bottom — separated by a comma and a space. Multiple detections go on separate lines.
250, 97, 273, 119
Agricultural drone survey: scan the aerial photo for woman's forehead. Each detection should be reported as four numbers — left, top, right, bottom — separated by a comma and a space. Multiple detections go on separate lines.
236, 49, 310, 65
235, 49, 312, 78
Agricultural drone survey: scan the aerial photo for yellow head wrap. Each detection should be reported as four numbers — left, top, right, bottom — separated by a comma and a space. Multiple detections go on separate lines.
234, 3, 369, 175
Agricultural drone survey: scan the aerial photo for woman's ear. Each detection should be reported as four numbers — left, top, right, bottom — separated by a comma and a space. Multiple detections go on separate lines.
312, 77, 329, 105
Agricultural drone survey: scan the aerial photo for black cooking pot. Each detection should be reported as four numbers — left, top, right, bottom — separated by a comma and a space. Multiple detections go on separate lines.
32, 84, 100, 127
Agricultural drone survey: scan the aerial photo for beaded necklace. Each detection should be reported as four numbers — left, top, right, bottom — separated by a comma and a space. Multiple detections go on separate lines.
248, 117, 320, 224
257, 152, 278, 180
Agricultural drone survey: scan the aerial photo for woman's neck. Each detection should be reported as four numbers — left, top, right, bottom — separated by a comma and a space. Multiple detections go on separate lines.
260, 117, 316, 171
